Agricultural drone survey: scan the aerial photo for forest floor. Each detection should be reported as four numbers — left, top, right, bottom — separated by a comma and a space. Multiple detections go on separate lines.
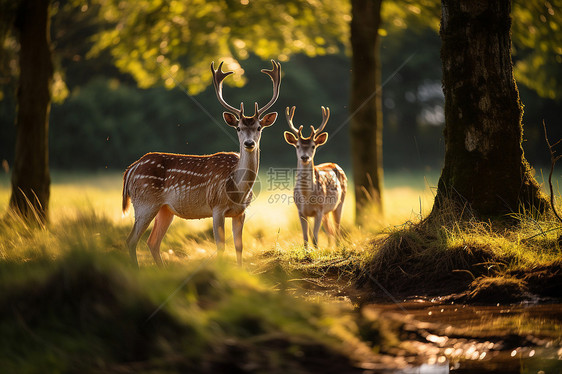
248, 220, 562, 373
1, 171, 562, 372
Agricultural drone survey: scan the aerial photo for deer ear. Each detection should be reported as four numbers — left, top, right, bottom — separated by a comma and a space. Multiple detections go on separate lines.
223, 112, 239, 128
314, 132, 328, 146
284, 131, 298, 146
259, 112, 277, 128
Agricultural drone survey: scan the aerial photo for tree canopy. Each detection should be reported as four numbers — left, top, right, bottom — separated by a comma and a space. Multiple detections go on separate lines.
512, 1, 562, 99
2, 0, 559, 100
87, 0, 349, 94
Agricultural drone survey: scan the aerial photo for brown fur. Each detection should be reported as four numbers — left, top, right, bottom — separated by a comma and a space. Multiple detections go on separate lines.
122, 152, 241, 219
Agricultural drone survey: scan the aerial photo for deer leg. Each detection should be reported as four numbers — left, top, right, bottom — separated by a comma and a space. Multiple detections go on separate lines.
312, 212, 323, 249
126, 207, 159, 268
299, 214, 309, 250
333, 201, 344, 246
147, 205, 175, 267
232, 213, 245, 267
322, 214, 334, 247
212, 208, 226, 257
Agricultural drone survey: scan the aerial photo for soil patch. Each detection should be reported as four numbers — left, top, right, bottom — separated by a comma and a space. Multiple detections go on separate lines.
509, 259, 562, 299
457, 276, 530, 304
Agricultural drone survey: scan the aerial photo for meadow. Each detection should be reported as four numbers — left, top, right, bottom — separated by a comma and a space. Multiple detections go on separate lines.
0, 169, 439, 372
1, 169, 561, 372
0, 169, 440, 265
1, 168, 560, 298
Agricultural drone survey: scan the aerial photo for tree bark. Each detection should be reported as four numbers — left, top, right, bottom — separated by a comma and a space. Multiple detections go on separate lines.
431, 0, 547, 219
350, 0, 384, 223
9, 0, 52, 224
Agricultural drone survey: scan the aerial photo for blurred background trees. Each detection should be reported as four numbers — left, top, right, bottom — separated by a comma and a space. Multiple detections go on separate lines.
1, 0, 349, 222
0, 0, 560, 221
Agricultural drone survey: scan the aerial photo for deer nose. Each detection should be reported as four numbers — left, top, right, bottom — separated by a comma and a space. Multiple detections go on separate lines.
300, 156, 310, 162
244, 140, 256, 149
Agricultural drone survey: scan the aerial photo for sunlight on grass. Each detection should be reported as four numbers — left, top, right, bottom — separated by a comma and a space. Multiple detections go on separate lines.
360, 183, 562, 298
0, 166, 400, 371
0, 170, 440, 266
1, 169, 560, 285
2, 169, 562, 372
1, 169, 562, 371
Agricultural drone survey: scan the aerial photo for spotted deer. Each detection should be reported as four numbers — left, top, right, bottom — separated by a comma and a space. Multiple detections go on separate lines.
283, 106, 347, 249
122, 60, 281, 267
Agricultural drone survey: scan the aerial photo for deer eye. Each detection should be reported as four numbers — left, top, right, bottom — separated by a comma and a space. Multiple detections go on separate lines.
257, 126, 261, 132
236, 127, 241, 132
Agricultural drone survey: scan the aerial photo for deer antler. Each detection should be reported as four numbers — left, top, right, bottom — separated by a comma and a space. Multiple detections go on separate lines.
312, 106, 330, 139
285, 106, 304, 137
211, 61, 242, 118
257, 60, 281, 117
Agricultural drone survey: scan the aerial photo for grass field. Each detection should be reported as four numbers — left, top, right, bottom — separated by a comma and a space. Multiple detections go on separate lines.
1, 168, 560, 271
0, 169, 441, 265
1, 169, 439, 372
1, 169, 561, 372
1, 168, 560, 273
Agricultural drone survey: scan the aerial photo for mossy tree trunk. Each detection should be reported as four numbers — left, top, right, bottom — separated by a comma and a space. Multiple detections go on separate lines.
431, 0, 547, 219
9, 0, 52, 224
350, 0, 384, 224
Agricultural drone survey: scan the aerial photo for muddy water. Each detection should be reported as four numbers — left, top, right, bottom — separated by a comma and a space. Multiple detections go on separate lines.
364, 300, 562, 373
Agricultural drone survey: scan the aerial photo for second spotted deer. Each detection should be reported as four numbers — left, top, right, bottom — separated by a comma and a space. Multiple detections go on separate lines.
283, 106, 347, 249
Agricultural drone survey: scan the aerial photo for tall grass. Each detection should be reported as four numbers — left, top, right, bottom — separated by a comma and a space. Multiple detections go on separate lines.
2, 170, 436, 372
0, 246, 394, 372
2, 170, 559, 285
0, 170, 440, 264
360, 191, 562, 299
1, 169, 561, 370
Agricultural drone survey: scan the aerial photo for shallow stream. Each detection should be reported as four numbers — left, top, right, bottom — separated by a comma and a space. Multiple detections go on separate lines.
365, 300, 562, 373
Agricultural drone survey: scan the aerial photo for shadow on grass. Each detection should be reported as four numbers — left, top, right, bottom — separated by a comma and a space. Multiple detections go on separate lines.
356, 199, 562, 304
0, 211, 398, 373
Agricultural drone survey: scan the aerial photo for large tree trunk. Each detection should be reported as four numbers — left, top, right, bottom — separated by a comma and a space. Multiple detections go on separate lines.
431, 0, 547, 219
9, 0, 52, 224
350, 0, 384, 224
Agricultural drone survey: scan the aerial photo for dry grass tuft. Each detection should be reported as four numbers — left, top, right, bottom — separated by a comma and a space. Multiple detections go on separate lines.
358, 193, 562, 300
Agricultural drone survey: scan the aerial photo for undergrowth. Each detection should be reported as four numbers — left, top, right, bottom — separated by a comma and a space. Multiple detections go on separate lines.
0, 212, 393, 373
357, 199, 562, 301
2, 172, 562, 371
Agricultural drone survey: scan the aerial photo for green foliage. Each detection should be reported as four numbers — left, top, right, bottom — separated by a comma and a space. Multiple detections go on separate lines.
380, 0, 562, 101
45, 54, 355, 170
512, 1, 562, 99
0, 0, 19, 42
1, 0, 560, 172
87, 0, 349, 94
381, 0, 440, 34
49, 77, 207, 169
379, 19, 444, 168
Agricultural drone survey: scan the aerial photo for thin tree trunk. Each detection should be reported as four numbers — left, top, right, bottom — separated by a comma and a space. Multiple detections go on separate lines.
431, 0, 547, 219
350, 0, 383, 224
9, 0, 52, 224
